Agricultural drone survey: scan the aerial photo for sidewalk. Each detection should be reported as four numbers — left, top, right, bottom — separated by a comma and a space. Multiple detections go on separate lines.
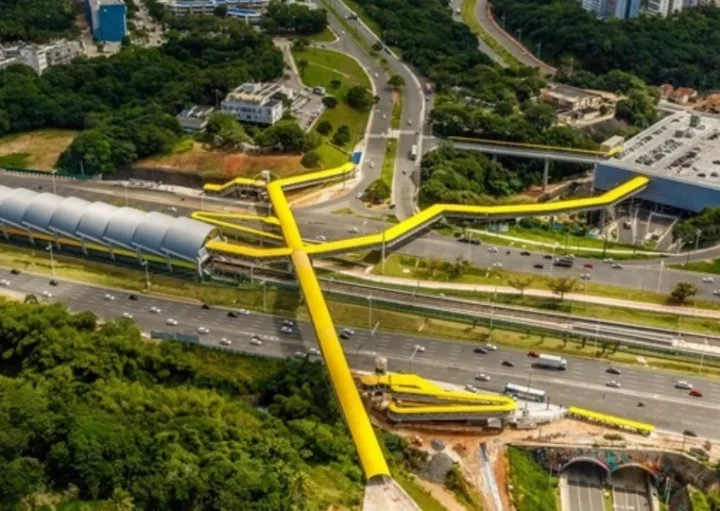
335, 269, 720, 320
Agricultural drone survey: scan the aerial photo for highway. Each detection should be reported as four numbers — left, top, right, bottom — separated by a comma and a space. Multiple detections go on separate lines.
7, 172, 720, 303
448, 0, 508, 67
3, 267, 720, 438
565, 464, 606, 511
612, 468, 652, 511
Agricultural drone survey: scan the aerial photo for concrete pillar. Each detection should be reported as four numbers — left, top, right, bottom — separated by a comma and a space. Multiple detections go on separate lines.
543, 159, 550, 191
550, 215, 555, 230
599, 209, 607, 232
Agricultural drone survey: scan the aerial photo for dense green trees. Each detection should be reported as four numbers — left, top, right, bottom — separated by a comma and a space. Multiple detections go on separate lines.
0, 21, 286, 174
263, 0, 328, 35
0, 300, 364, 510
203, 112, 251, 150
0, 0, 80, 42
346, 86, 373, 111
673, 207, 720, 246
491, 0, 720, 89
257, 119, 320, 152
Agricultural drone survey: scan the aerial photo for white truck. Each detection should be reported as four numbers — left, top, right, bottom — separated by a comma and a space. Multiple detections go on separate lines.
536, 354, 567, 370
374, 356, 388, 375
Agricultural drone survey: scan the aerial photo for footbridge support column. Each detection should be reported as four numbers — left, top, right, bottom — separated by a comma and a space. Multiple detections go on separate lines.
543, 159, 550, 191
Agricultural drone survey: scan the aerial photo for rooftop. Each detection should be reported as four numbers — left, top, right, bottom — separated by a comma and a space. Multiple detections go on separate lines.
612, 111, 720, 190
544, 83, 600, 101
224, 82, 284, 104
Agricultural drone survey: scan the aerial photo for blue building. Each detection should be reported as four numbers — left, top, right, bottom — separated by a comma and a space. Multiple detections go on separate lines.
580, 0, 639, 19
87, 0, 128, 42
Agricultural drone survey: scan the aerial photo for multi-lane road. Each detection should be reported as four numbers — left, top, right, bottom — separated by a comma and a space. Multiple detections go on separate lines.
3, 266, 719, 437
565, 464, 606, 511
7, 172, 720, 302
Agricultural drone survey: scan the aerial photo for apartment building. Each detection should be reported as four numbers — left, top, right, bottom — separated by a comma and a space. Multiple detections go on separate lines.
0, 40, 82, 74
160, 0, 268, 18
221, 83, 288, 126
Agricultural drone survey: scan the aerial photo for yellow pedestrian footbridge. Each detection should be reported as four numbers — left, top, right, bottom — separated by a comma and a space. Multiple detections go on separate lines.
192, 164, 650, 481
567, 407, 654, 436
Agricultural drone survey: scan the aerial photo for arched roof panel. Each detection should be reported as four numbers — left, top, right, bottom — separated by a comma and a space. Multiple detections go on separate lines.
0, 189, 39, 227
162, 217, 216, 261
132, 212, 176, 255
49, 196, 91, 237
104, 207, 147, 249
22, 193, 66, 232
76, 202, 118, 242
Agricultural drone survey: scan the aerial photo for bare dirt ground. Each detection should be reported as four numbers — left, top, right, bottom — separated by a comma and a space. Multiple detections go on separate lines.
0, 129, 76, 170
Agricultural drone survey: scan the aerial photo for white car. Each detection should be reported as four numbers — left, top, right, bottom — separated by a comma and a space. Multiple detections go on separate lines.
348, 226, 359, 233
166, 318, 178, 326
382, 113, 387, 119
580, 273, 592, 280
294, 351, 305, 358
239, 309, 250, 315
603, 258, 614, 263
475, 373, 491, 382
250, 338, 263, 346
675, 380, 693, 390
369, 161, 375, 168
308, 348, 321, 356
702, 276, 715, 284
464, 384, 478, 393
122, 312, 133, 319
0, 279, 10, 286
488, 246, 499, 253
104, 294, 115, 301
408, 119, 413, 125
713, 290, 720, 296
492, 262, 503, 268
317, 235, 327, 242
414, 344, 426, 352
220, 338, 232, 346
484, 343, 497, 351
606, 380, 621, 388
150, 306, 161, 314
41, 290, 52, 298
197, 326, 209, 334
280, 325, 293, 334
374, 72, 379, 78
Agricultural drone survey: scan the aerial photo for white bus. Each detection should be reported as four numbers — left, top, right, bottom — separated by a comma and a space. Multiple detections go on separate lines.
504, 383, 546, 402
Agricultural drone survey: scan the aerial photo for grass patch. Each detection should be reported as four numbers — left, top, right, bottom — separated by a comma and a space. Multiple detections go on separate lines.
332, 207, 354, 215
292, 47, 371, 150
507, 447, 558, 511
340, 0, 383, 38
171, 135, 195, 154
0, 129, 77, 170
394, 471, 447, 511
301, 27, 336, 42
315, 141, 350, 168
671, 259, 720, 275
381, 139, 397, 184
391, 91, 403, 130
460, 0, 521, 69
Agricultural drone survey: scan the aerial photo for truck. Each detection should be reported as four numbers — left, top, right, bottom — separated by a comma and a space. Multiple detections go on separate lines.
374, 356, 388, 375
536, 354, 567, 370
553, 256, 574, 268
409, 144, 418, 160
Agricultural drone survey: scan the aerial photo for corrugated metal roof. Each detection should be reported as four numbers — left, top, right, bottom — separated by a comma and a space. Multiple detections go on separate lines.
162, 216, 216, 261
0, 189, 39, 227
49, 196, 91, 237
76, 202, 117, 242
23, 193, 66, 232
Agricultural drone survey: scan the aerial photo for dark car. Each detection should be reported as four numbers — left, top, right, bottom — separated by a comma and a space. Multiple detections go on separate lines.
606, 367, 622, 375
543, 255, 553, 260
469, 239, 481, 245
129, 294, 138, 301
227, 311, 239, 318
473, 347, 488, 354
505, 250, 511, 255
10, 268, 20, 275
457, 237, 470, 243
502, 360, 515, 367
201, 303, 212, 310
533, 264, 544, 269
527, 351, 539, 358
520, 251, 531, 256
683, 429, 698, 437
49, 279, 58, 286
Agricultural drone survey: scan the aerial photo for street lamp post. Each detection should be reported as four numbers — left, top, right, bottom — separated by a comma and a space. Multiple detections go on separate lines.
367, 291, 373, 328
656, 260, 665, 294
260, 280, 267, 312
123, 182, 129, 207
46, 243, 55, 278
51, 170, 57, 195
686, 229, 702, 266
140, 258, 150, 292
699, 339, 709, 373
408, 344, 424, 372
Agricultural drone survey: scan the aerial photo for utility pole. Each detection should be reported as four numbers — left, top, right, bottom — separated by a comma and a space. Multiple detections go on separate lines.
141, 258, 150, 292
51, 170, 57, 194
367, 291, 373, 328
46, 243, 56, 278
536, 41, 542, 59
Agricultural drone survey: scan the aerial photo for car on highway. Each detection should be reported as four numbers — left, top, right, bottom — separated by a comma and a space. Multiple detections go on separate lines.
473, 347, 488, 354
122, 312, 133, 319
382, 113, 387, 120
294, 351, 305, 358
469, 238, 480, 245
527, 351, 539, 358
220, 338, 232, 346
414, 344, 426, 352
308, 348, 321, 356
348, 226, 359, 233
407, 119, 412, 125
543, 255, 553, 260
228, 311, 239, 318
603, 258, 614, 263
583, 263, 594, 269
606, 380, 621, 388
317, 235, 327, 242
10, 268, 20, 275
485, 343, 497, 351
520, 251, 531, 256
239, 309, 250, 315
0, 279, 10, 286
533, 264, 544, 269
166, 318, 178, 326
202, 303, 212, 309
487, 246, 499, 253
104, 294, 115, 301
689, 388, 703, 398
280, 325, 292, 334
702, 276, 715, 284
580, 273, 591, 280
501, 360, 514, 367
606, 367, 622, 375
464, 384, 478, 393
340, 328, 355, 339
197, 326, 209, 334
675, 380, 693, 390
150, 306, 161, 314
492, 262, 503, 268
475, 373, 491, 382
50, 279, 58, 286
713, 290, 720, 296
250, 338, 263, 346
611, 263, 623, 270
283, 320, 295, 327
683, 429, 698, 437
41, 290, 52, 298
457, 236, 470, 243
129, 294, 138, 301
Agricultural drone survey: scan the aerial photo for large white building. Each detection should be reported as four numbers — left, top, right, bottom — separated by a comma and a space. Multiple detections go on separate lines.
221, 83, 287, 126
160, 0, 268, 17
0, 40, 82, 74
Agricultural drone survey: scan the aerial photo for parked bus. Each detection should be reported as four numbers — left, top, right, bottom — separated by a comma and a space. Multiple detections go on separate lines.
504, 383, 546, 402
409, 144, 418, 160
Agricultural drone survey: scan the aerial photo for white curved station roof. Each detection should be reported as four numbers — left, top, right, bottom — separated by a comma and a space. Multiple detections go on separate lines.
0, 185, 216, 262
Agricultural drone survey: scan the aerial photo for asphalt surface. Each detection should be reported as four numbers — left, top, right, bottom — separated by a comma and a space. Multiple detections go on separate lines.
566, 464, 606, 511
448, 0, 507, 67
611, 468, 652, 511
7, 172, 720, 302
3, 267, 720, 438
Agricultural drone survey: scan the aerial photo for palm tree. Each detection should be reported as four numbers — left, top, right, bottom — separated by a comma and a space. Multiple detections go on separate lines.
290, 472, 314, 511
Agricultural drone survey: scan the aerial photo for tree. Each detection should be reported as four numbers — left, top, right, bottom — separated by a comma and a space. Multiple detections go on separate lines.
549, 277, 577, 300
330, 78, 342, 89
346, 86, 373, 111
523, 103, 555, 131
332, 125, 351, 146
670, 282, 698, 304
316, 119, 333, 135
508, 277, 533, 296
301, 150, 321, 168
365, 178, 391, 203
387, 74, 405, 90
204, 113, 250, 150
289, 472, 315, 511
213, 4, 228, 16
292, 39, 309, 51
297, 58, 309, 78
24, 294, 38, 304
322, 96, 338, 109
257, 120, 312, 152
58, 129, 117, 175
